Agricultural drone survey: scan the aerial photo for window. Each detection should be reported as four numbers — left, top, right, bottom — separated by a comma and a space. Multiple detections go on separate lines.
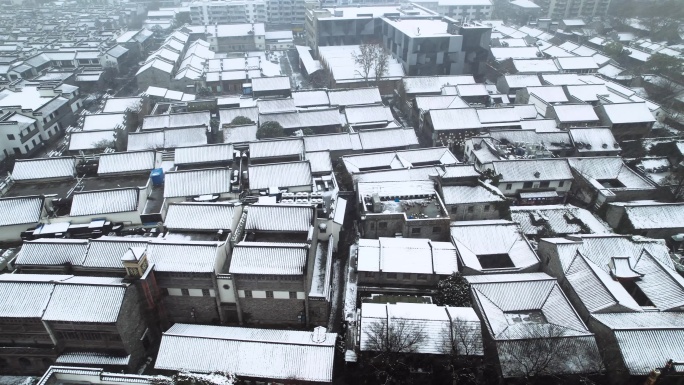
505, 183, 512, 190
411, 228, 421, 235
266, 291, 274, 298
417, 274, 428, 280
484, 205, 491, 211
369, 222, 375, 230
402, 273, 412, 280
540, 181, 550, 188
181, 288, 190, 296
222, 284, 230, 290
386, 273, 397, 279
432, 226, 442, 233
378, 222, 388, 229
244, 290, 252, 298
289, 291, 297, 299
451, 207, 458, 214
160, 288, 169, 296
467, 206, 474, 213
24, 145, 29, 152
523, 182, 533, 188
364, 272, 375, 278
558, 180, 565, 187
6, 134, 14, 140
202, 289, 211, 296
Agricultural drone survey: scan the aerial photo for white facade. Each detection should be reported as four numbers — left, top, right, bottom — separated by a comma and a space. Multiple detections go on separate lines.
189, 0, 267, 24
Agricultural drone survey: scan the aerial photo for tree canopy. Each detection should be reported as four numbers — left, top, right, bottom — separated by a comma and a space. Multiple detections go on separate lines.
256, 121, 286, 139
433, 272, 471, 307
230, 116, 253, 125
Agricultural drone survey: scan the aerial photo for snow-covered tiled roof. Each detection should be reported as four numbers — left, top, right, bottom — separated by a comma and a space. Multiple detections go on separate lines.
402, 75, 475, 94
142, 111, 211, 131
70, 188, 140, 216
146, 241, 222, 273
599, 102, 656, 124
16, 239, 88, 266
98, 151, 156, 175
357, 128, 419, 151
552, 104, 599, 123
83, 237, 149, 269
360, 303, 482, 356
174, 144, 233, 165
612, 201, 684, 230
245, 204, 313, 233
342, 147, 457, 173
357, 238, 457, 275
56, 352, 130, 366
0, 195, 43, 226
327, 87, 382, 106
12, 157, 75, 181
305, 151, 333, 174
451, 220, 539, 273
0, 279, 55, 318
249, 138, 303, 160
510, 205, 609, 236
248, 161, 312, 190
69, 130, 116, 152
568, 127, 620, 153
42, 279, 127, 323
164, 202, 236, 231
492, 158, 573, 182
155, 323, 335, 382
567, 157, 656, 189
229, 242, 308, 275
163, 168, 233, 198
252, 76, 291, 92
442, 185, 505, 205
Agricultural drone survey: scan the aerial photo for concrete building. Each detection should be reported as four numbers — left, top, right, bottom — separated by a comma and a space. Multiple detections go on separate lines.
189, 0, 268, 25
531, 0, 611, 20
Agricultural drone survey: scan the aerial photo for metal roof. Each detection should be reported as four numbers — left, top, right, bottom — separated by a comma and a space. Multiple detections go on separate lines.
98, 151, 156, 175
163, 168, 233, 198
248, 161, 312, 190
0, 195, 43, 226
42, 282, 127, 323
174, 144, 233, 165
229, 242, 308, 275
12, 157, 75, 181
16, 239, 88, 266
155, 323, 335, 383
164, 203, 236, 231
246, 204, 313, 232
69, 188, 140, 216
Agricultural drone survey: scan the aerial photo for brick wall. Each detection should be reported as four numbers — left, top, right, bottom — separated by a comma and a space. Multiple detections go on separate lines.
239, 297, 306, 325
162, 295, 220, 325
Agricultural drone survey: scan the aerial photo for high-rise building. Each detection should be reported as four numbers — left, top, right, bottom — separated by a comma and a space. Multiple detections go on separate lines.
189, 0, 268, 25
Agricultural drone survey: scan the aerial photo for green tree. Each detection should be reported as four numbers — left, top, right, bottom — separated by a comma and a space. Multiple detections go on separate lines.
645, 53, 684, 78
603, 42, 626, 60
175, 12, 192, 27
230, 116, 254, 125
433, 272, 471, 307
256, 121, 285, 139
301, 127, 314, 136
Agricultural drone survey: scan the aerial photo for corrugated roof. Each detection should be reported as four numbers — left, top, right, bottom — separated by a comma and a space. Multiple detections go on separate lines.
174, 144, 233, 165
0, 196, 43, 226
12, 157, 75, 181
164, 203, 236, 231
16, 239, 88, 266
98, 151, 156, 175
249, 138, 303, 159
155, 324, 335, 383
164, 168, 233, 198
229, 242, 308, 275
70, 188, 140, 216
42, 282, 127, 323
248, 161, 312, 190
246, 204, 313, 232
146, 241, 221, 273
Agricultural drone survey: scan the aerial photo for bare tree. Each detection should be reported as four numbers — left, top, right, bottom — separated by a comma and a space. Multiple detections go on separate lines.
441, 317, 486, 385
498, 324, 604, 384
352, 43, 390, 85
361, 318, 427, 384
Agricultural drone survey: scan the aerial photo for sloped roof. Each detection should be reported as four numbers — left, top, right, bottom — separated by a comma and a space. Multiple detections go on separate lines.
12, 157, 75, 181
155, 323, 335, 383
245, 204, 313, 232
248, 161, 312, 190
163, 168, 233, 198
0, 196, 43, 226
42, 281, 127, 323
70, 188, 139, 217
174, 144, 233, 165
493, 159, 573, 182
510, 204, 609, 236
98, 151, 156, 175
164, 203, 236, 231
229, 242, 308, 275
146, 241, 221, 273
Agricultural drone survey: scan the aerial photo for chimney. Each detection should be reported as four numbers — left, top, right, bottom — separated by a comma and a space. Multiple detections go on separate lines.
121, 247, 149, 279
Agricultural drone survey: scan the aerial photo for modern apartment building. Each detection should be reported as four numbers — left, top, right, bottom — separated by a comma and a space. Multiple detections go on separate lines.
533, 0, 610, 19
189, 0, 268, 25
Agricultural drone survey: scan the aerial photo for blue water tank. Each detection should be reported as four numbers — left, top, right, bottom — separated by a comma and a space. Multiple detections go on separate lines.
150, 168, 164, 186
